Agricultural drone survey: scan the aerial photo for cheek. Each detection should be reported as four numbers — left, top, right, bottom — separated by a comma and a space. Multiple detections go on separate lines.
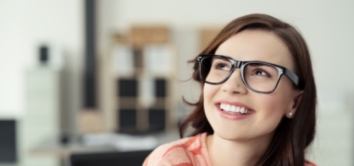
252, 88, 293, 130
251, 94, 286, 135
256, 93, 288, 116
203, 84, 218, 104
257, 82, 294, 114
203, 84, 219, 121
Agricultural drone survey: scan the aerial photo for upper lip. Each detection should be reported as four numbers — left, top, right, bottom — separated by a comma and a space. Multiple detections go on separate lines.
215, 100, 255, 112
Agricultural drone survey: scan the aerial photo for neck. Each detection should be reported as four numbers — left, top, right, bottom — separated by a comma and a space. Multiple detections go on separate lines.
207, 133, 272, 166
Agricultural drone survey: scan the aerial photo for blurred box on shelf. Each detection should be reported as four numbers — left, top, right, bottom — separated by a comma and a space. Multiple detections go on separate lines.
148, 109, 166, 132
199, 28, 221, 51
78, 110, 104, 134
138, 75, 155, 108
154, 78, 167, 97
129, 25, 170, 46
111, 44, 134, 76
118, 78, 138, 97
143, 44, 173, 75
118, 109, 137, 133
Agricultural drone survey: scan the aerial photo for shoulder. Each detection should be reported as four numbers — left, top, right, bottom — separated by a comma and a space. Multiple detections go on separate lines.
305, 160, 316, 166
143, 133, 207, 166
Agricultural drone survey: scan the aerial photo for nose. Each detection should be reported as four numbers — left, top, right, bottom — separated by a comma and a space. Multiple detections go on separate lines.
221, 68, 248, 94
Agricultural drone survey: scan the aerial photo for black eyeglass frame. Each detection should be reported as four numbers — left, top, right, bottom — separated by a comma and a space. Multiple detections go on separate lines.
197, 54, 301, 93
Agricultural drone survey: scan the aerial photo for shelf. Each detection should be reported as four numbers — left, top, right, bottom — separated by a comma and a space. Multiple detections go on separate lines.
100, 29, 178, 134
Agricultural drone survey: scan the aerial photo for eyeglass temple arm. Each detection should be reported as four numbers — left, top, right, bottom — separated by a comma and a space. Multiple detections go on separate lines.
284, 69, 300, 87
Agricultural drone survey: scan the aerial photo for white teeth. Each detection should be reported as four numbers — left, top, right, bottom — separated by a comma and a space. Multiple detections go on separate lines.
225, 104, 231, 111
220, 103, 250, 114
236, 107, 240, 113
230, 105, 236, 112
240, 107, 245, 113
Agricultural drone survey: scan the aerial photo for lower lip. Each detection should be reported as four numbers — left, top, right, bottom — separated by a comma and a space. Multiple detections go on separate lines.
216, 106, 254, 120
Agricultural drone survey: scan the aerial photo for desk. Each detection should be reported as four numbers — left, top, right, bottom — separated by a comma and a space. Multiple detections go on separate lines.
30, 130, 180, 166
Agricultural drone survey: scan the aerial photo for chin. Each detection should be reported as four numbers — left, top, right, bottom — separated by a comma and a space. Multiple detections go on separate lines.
213, 127, 251, 141
213, 126, 274, 143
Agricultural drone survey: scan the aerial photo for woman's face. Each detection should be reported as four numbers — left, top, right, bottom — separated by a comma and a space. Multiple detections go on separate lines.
203, 30, 302, 142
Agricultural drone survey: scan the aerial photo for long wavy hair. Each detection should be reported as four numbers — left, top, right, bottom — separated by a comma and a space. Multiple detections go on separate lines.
179, 13, 316, 166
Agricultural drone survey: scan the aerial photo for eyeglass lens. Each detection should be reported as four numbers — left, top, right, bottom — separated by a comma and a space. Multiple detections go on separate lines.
200, 56, 280, 92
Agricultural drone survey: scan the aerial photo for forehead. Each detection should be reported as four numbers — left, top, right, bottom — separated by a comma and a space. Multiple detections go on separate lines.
215, 30, 295, 71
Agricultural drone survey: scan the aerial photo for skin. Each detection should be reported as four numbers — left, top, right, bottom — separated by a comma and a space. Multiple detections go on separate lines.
203, 30, 303, 166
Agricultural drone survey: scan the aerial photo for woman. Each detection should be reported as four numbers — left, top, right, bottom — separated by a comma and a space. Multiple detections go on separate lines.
143, 13, 316, 166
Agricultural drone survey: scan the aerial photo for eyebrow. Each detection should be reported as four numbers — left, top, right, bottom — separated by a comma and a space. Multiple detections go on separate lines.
214, 54, 280, 65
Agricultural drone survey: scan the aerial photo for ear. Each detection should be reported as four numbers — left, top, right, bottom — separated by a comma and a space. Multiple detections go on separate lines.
286, 90, 303, 119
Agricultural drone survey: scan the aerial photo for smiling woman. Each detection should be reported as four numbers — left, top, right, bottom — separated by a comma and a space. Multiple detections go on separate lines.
143, 13, 317, 166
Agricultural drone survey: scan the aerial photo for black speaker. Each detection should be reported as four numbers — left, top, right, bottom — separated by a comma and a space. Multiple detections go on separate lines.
0, 120, 17, 163
39, 45, 49, 64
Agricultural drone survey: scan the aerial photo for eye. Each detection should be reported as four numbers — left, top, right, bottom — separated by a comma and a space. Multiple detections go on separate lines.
254, 69, 268, 76
254, 69, 270, 77
245, 63, 278, 81
211, 58, 231, 71
215, 62, 230, 70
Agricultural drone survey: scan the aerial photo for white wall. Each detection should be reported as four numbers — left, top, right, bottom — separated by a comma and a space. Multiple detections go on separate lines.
0, 0, 83, 130
0, 0, 31, 116
0, 1, 83, 166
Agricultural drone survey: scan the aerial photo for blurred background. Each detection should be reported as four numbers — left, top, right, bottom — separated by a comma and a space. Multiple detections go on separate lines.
0, 0, 354, 166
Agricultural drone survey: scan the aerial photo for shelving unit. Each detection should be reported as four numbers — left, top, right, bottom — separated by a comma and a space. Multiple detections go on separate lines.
105, 25, 177, 134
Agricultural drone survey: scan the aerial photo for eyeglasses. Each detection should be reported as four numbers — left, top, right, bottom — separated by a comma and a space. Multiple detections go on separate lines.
197, 54, 301, 93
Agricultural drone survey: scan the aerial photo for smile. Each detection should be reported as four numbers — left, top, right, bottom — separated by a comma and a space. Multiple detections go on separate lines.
220, 103, 252, 114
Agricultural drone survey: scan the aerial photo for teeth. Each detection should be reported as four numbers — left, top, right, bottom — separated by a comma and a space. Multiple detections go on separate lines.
240, 107, 245, 113
220, 103, 250, 114
236, 107, 240, 113
225, 104, 231, 111
230, 105, 236, 112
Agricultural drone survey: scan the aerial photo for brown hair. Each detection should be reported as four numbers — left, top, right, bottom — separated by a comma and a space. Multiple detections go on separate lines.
179, 13, 316, 166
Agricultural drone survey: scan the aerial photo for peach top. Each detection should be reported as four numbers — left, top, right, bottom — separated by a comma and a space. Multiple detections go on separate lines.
143, 133, 316, 166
